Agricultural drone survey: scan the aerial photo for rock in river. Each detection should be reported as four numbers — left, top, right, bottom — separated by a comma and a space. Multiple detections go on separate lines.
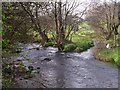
41, 58, 52, 62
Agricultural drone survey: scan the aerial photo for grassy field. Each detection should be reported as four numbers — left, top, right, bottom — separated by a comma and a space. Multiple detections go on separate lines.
64, 28, 94, 52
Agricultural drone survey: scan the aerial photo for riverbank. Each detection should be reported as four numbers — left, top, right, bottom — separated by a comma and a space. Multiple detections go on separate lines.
93, 47, 120, 67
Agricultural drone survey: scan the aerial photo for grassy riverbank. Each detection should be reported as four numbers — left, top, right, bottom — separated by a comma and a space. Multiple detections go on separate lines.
63, 29, 94, 52
94, 47, 120, 67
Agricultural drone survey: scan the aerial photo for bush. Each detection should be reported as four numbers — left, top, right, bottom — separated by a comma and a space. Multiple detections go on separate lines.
44, 41, 55, 47
64, 43, 77, 52
113, 47, 120, 66
63, 40, 93, 53
76, 41, 93, 52
94, 47, 120, 66
74, 47, 82, 52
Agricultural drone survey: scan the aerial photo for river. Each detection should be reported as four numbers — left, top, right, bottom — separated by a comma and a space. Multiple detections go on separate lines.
8, 43, 118, 88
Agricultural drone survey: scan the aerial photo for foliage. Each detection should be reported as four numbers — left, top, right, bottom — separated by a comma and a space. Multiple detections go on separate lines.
2, 61, 34, 89
113, 47, 120, 66
63, 27, 94, 52
32, 31, 41, 42
95, 49, 113, 61
94, 47, 120, 66
2, 4, 14, 50
76, 42, 93, 52
2, 77, 16, 90
64, 43, 77, 52
79, 21, 91, 30
44, 40, 55, 47
24, 69, 33, 79
69, 28, 94, 52
2, 2, 34, 52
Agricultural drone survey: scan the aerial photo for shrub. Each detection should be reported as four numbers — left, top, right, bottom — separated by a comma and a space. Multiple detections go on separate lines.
64, 43, 77, 52
44, 41, 55, 47
94, 47, 120, 66
113, 47, 120, 66
76, 41, 93, 52
74, 47, 82, 52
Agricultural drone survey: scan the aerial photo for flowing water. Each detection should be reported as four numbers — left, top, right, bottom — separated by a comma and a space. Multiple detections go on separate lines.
9, 43, 118, 88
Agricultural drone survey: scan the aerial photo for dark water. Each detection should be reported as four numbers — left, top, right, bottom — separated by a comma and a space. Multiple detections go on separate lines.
10, 43, 118, 88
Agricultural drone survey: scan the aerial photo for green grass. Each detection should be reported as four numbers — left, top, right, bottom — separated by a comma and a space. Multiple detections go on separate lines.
44, 40, 55, 47
47, 31, 55, 39
95, 47, 120, 66
64, 29, 94, 52
64, 43, 77, 52
28, 30, 41, 42
96, 49, 113, 60
72, 30, 94, 49
112, 47, 120, 66
45, 22, 94, 52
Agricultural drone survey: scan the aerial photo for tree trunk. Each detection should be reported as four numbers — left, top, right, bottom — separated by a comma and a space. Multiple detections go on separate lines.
57, 1, 65, 51
113, 25, 119, 47
54, 1, 65, 51
39, 31, 49, 46
113, 34, 116, 47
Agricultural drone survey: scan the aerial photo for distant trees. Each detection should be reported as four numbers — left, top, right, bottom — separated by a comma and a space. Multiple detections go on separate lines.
86, 0, 120, 48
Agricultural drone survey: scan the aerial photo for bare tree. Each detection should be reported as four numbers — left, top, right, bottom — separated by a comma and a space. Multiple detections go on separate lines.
46, 0, 87, 51
86, 0, 120, 48
104, 0, 119, 46
20, 1, 88, 51
19, 2, 49, 46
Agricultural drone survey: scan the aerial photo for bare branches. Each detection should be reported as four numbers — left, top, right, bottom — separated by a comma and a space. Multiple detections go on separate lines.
86, 0, 119, 46
20, 2, 49, 45
19, 1, 89, 49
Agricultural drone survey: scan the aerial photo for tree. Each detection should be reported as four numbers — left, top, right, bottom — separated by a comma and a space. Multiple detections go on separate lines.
86, 0, 120, 48
2, 2, 39, 51
104, 0, 119, 46
19, 2, 49, 46
46, 0, 86, 51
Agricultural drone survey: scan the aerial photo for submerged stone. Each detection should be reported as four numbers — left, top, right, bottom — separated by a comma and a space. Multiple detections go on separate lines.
42, 58, 51, 61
